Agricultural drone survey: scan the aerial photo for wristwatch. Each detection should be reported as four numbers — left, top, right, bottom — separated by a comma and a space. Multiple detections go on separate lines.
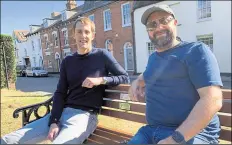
102, 77, 108, 85
171, 131, 186, 144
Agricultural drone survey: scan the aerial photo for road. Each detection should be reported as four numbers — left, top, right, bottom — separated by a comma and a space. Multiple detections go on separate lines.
16, 76, 58, 95
16, 75, 231, 96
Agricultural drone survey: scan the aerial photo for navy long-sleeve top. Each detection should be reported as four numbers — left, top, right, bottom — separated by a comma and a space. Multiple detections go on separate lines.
49, 48, 130, 126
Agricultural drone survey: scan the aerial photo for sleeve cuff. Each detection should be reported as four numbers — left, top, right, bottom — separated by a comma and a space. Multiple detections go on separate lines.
103, 77, 113, 85
48, 116, 60, 127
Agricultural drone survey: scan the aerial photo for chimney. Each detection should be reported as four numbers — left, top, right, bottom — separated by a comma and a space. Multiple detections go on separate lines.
51, 12, 60, 18
66, 0, 77, 10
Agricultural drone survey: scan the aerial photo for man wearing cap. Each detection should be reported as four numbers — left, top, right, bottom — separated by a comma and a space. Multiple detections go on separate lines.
128, 4, 223, 144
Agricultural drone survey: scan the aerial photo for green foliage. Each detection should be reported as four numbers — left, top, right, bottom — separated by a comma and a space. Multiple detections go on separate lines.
0, 34, 16, 88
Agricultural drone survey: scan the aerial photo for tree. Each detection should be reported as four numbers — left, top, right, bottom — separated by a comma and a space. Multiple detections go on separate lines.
0, 34, 16, 89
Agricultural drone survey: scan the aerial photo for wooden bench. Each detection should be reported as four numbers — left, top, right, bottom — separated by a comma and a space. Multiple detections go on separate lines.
13, 85, 231, 144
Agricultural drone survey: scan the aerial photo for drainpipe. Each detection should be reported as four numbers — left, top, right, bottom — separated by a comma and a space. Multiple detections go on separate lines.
131, 9, 138, 74
55, 26, 63, 60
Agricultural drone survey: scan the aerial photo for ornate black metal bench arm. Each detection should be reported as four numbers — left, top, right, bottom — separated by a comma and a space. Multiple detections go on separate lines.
13, 98, 53, 126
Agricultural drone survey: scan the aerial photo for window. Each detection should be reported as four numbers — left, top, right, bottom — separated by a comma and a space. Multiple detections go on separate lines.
103, 9, 112, 31
197, 34, 213, 51
147, 42, 155, 56
89, 14, 94, 23
32, 41, 35, 51
197, 0, 211, 20
52, 33, 58, 47
62, 30, 68, 45
121, 3, 131, 27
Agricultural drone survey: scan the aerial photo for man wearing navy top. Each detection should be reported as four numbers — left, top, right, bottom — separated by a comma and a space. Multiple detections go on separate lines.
1, 17, 129, 144
128, 5, 223, 144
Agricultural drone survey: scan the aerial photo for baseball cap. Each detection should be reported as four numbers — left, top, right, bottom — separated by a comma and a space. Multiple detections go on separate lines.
141, 4, 176, 25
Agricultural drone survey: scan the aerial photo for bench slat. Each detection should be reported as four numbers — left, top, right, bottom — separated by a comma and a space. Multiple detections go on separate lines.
103, 100, 146, 113
222, 89, 231, 99
219, 101, 231, 113
218, 114, 231, 127
85, 125, 133, 144
94, 128, 131, 141
107, 85, 130, 92
105, 92, 126, 100
87, 134, 113, 144
101, 109, 146, 124
220, 127, 231, 141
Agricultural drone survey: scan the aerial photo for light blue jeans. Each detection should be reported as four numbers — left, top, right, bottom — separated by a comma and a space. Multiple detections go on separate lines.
1, 107, 98, 144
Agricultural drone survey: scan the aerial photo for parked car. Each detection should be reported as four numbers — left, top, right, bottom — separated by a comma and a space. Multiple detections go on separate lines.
16, 65, 27, 77
25, 67, 48, 77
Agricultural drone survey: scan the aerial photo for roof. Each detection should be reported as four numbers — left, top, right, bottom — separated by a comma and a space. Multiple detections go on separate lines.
133, 1, 163, 10
81, 1, 116, 14
25, 27, 43, 37
25, 13, 63, 37
72, 4, 84, 14
13, 30, 29, 43
67, 4, 84, 20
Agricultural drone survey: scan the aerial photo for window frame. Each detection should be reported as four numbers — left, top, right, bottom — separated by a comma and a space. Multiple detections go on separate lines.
197, 0, 212, 22
196, 34, 213, 51
121, 2, 131, 27
103, 9, 112, 31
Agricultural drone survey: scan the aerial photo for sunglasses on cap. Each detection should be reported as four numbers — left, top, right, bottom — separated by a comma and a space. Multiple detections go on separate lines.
146, 16, 174, 31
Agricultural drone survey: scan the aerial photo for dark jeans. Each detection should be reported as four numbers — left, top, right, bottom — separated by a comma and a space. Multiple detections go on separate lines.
127, 125, 219, 144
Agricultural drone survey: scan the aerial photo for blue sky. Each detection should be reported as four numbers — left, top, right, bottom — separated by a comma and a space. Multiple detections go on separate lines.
1, 1, 84, 35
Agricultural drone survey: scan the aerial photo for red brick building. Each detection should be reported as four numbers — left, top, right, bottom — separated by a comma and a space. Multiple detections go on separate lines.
39, 0, 82, 72
81, 1, 135, 74
39, 1, 135, 74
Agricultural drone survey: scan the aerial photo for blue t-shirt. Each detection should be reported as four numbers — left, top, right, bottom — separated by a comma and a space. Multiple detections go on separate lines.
143, 41, 223, 140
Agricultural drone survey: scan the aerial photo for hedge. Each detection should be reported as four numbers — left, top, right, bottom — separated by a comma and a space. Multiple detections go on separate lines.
0, 34, 16, 88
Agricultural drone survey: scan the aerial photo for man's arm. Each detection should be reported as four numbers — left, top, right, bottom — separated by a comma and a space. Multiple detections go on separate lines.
103, 49, 130, 85
48, 59, 68, 126
175, 86, 222, 141
159, 43, 223, 144
128, 74, 145, 102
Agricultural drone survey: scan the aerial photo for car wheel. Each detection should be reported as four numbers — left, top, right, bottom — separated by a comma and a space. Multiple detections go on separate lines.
33, 73, 36, 77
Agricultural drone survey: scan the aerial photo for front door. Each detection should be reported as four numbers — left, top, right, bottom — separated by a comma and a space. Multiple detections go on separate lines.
124, 48, 134, 71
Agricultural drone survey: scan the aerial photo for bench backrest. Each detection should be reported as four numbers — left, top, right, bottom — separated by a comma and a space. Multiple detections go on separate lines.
101, 85, 231, 142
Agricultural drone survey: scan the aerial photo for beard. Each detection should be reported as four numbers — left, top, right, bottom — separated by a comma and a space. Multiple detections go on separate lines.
149, 29, 175, 50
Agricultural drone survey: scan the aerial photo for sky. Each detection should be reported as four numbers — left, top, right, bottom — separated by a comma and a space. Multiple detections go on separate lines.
1, 1, 84, 35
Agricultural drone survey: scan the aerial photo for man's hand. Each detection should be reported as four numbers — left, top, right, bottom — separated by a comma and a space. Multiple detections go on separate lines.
82, 77, 104, 88
128, 79, 145, 102
47, 123, 59, 142
157, 136, 177, 144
